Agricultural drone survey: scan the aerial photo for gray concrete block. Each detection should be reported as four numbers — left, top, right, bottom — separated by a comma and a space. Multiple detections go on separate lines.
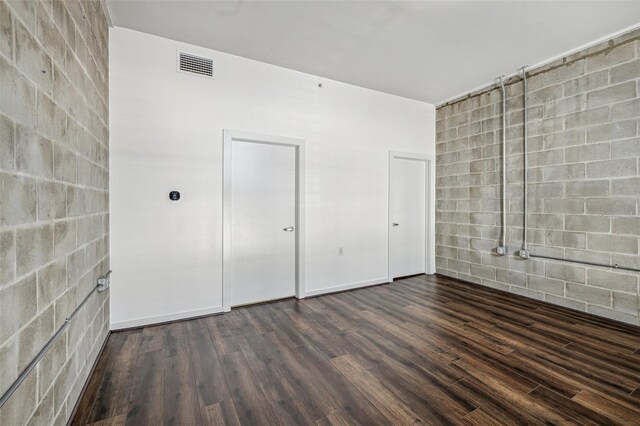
587, 305, 637, 324
480, 279, 510, 292
511, 286, 544, 300
30, 376, 55, 425
612, 217, 640, 235
586, 43, 636, 72
610, 59, 640, 84
0, 55, 36, 126
610, 98, 640, 121
563, 70, 608, 96
543, 94, 586, 118
565, 142, 609, 163
510, 257, 544, 275
566, 282, 610, 305
436, 31, 640, 331
528, 213, 563, 229
565, 215, 609, 232
587, 120, 637, 144
587, 82, 636, 109
528, 84, 563, 106
528, 275, 564, 296
54, 220, 76, 259
37, 330, 67, 399
565, 180, 609, 197
587, 234, 638, 255
610, 139, 639, 160
17, 304, 54, 372
470, 264, 496, 280
586, 158, 637, 179
0, 173, 36, 226
528, 149, 564, 167
0, 230, 15, 286
0, 1, 12, 60
37, 181, 66, 220
544, 230, 586, 249
0, 335, 18, 399
564, 107, 609, 129
612, 253, 640, 270
544, 199, 584, 214
0, 366, 37, 426
37, 91, 66, 142
16, 224, 53, 276
528, 182, 564, 198
612, 291, 638, 314
76, 216, 91, 246
542, 59, 586, 87
15, 21, 52, 93
546, 262, 585, 283
481, 252, 510, 268
66, 248, 86, 284
0, 113, 15, 170
496, 268, 526, 286
37, 259, 67, 311
588, 269, 638, 293
0, 273, 37, 343
544, 294, 586, 311
36, 5, 67, 64
611, 177, 640, 196
586, 197, 637, 216
66, 185, 88, 217
15, 123, 53, 178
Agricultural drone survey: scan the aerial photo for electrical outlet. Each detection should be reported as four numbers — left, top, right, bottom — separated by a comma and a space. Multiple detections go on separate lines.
338, 247, 344, 256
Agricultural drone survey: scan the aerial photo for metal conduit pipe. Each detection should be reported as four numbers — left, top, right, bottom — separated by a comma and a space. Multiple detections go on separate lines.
529, 254, 640, 273
0, 271, 111, 409
510, 65, 637, 272
496, 75, 507, 256
518, 66, 530, 259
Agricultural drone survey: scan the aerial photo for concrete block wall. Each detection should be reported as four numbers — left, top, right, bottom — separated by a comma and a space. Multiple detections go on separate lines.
436, 28, 640, 325
0, 0, 109, 424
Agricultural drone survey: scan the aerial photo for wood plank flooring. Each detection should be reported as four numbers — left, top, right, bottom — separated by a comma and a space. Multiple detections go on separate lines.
71, 274, 640, 425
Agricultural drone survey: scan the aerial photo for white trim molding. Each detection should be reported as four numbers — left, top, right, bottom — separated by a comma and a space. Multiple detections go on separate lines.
304, 278, 389, 298
111, 306, 224, 330
222, 130, 307, 311
388, 150, 436, 282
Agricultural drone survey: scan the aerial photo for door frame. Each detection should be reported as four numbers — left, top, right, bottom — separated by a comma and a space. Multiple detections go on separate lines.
387, 150, 436, 281
222, 130, 306, 311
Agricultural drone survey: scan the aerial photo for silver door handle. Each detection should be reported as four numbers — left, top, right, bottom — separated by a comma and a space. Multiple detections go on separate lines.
392, 223, 399, 226
283, 226, 295, 232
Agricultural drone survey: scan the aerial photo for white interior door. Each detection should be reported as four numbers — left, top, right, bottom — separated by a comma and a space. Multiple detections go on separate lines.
230, 141, 297, 306
390, 156, 426, 279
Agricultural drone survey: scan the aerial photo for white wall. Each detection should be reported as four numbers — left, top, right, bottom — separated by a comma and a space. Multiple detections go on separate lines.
109, 27, 436, 329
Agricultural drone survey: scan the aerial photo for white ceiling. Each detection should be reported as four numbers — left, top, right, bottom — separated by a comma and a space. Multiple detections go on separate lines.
107, 1, 640, 105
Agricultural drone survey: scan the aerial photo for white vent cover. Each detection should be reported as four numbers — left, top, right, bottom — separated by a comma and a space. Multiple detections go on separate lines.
178, 52, 213, 78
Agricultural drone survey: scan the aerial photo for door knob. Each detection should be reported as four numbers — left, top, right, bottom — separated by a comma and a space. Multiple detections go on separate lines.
392, 223, 399, 226
283, 226, 295, 232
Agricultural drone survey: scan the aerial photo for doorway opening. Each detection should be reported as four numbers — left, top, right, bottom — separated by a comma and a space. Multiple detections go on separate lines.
223, 130, 306, 310
388, 151, 435, 281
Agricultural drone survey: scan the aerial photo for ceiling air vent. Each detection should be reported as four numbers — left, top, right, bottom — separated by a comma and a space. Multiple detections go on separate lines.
178, 52, 213, 78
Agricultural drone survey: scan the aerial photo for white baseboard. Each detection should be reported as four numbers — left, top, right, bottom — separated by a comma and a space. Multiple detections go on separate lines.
110, 306, 224, 330
303, 277, 389, 298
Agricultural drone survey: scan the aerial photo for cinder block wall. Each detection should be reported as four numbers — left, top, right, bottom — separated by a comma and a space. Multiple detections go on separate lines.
436, 29, 639, 325
0, 1, 109, 424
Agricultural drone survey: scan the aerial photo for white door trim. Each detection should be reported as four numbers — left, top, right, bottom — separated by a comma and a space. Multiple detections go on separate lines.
388, 150, 436, 281
223, 130, 306, 311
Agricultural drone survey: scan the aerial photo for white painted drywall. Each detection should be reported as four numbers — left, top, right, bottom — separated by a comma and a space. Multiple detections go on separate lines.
106, 1, 640, 104
109, 27, 435, 329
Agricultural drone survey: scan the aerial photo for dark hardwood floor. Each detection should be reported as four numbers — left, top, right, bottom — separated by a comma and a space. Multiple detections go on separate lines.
71, 274, 640, 425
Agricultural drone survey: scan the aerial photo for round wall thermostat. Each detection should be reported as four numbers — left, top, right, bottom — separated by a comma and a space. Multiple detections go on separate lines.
169, 191, 181, 201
